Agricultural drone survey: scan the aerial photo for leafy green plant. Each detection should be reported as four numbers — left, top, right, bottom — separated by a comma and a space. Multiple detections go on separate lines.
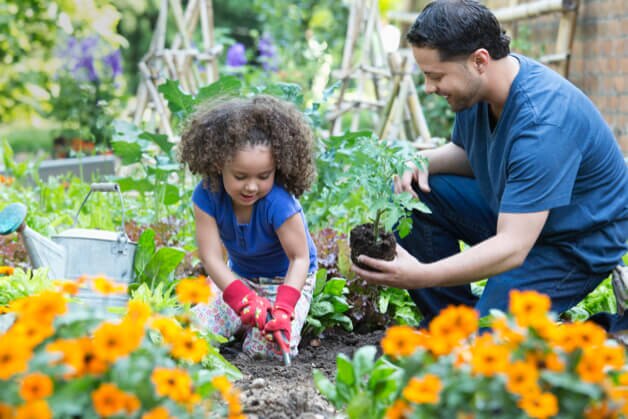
132, 228, 186, 292
313, 345, 402, 418
304, 269, 353, 337
0, 267, 52, 307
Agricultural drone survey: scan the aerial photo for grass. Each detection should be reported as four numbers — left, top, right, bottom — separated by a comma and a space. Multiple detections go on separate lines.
0, 122, 58, 155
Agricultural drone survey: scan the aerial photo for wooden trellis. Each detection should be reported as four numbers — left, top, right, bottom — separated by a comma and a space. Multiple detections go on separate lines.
328, 0, 436, 147
388, 0, 580, 78
133, 0, 223, 138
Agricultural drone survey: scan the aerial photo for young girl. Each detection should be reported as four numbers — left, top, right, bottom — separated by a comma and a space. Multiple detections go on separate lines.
178, 95, 317, 360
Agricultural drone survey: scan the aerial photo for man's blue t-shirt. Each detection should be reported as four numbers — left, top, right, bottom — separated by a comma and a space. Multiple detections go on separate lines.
452, 54, 628, 274
193, 181, 317, 279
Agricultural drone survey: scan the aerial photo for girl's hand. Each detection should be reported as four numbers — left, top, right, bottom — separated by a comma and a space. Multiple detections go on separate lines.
264, 284, 301, 347
222, 279, 271, 330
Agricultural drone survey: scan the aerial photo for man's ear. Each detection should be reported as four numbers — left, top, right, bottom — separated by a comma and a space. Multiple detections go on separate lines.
470, 48, 490, 74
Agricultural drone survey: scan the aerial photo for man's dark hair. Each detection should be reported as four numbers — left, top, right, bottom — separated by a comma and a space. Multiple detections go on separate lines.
406, 0, 510, 61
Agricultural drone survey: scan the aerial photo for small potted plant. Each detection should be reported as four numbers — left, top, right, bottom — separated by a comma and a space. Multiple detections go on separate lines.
311, 130, 429, 270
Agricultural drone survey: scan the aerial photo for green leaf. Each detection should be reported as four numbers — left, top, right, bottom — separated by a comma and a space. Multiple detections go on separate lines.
310, 301, 334, 317
111, 140, 142, 165
323, 277, 346, 296
139, 131, 174, 155
336, 353, 356, 387
353, 345, 377, 380
161, 183, 180, 205
314, 268, 328, 295
158, 79, 195, 115
134, 228, 156, 276
195, 76, 242, 103
313, 369, 338, 403
346, 391, 372, 419
141, 247, 186, 288
116, 177, 154, 193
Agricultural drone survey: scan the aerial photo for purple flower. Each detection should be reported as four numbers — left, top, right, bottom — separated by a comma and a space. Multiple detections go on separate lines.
226, 43, 247, 67
103, 50, 122, 79
257, 34, 279, 72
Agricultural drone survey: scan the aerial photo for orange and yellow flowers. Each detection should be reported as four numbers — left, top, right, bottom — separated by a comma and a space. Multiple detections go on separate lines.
0, 266, 14, 276
175, 276, 213, 305
517, 391, 559, 419
509, 290, 551, 328
402, 374, 442, 404
469, 334, 509, 377
92, 383, 140, 417
19, 373, 54, 401
152, 367, 197, 403
381, 325, 424, 358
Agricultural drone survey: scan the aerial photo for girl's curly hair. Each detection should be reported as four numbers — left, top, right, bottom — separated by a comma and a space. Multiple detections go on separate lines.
178, 95, 316, 197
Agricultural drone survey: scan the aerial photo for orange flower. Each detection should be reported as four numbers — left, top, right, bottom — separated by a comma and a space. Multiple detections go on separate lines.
0, 334, 32, 380
518, 391, 559, 419
470, 334, 509, 377
491, 317, 525, 347
385, 399, 411, 419
505, 360, 539, 396
509, 290, 551, 327
151, 367, 195, 403
381, 325, 424, 358
11, 291, 67, 322
54, 280, 80, 295
122, 394, 141, 415
542, 351, 565, 373
19, 373, 54, 401
92, 383, 126, 417
0, 175, 14, 186
170, 329, 208, 363
0, 266, 14, 276
599, 344, 626, 370
14, 400, 52, 419
402, 374, 442, 404
0, 403, 13, 419
584, 401, 619, 419
175, 276, 213, 305
577, 349, 606, 384
212, 375, 233, 395
430, 305, 478, 338
92, 276, 127, 295
142, 406, 172, 419
571, 321, 607, 348
92, 321, 136, 362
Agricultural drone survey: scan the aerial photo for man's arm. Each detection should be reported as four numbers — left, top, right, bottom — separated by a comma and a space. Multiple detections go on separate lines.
352, 210, 548, 289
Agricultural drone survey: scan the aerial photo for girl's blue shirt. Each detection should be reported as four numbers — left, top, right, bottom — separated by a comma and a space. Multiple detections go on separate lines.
193, 181, 317, 279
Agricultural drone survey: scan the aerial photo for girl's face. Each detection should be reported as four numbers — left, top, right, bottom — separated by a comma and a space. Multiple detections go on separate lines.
222, 144, 276, 210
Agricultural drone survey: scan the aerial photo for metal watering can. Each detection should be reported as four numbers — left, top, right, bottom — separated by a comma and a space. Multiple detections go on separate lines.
1, 183, 136, 307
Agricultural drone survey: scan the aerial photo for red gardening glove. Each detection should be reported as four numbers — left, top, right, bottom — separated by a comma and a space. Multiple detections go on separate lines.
222, 279, 271, 330
264, 284, 301, 348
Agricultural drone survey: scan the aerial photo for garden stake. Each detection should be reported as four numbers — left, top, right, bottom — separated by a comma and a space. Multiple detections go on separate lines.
267, 312, 291, 366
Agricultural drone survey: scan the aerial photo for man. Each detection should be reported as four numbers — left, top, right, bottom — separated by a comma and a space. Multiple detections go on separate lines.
352, 0, 628, 331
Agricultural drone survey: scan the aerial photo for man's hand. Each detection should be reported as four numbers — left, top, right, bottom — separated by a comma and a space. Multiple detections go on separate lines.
351, 244, 432, 289
222, 279, 271, 330
394, 161, 430, 198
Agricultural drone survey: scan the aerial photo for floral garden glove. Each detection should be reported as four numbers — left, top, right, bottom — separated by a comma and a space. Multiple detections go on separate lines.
222, 279, 271, 330
264, 284, 301, 348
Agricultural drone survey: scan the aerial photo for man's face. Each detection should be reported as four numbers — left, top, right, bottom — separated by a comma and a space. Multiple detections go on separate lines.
412, 46, 483, 112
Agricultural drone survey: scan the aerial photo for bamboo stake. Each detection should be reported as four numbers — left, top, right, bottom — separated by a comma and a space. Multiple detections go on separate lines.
138, 62, 174, 138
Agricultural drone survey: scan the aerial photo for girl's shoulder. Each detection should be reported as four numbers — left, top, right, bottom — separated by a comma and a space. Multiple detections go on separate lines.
264, 183, 298, 205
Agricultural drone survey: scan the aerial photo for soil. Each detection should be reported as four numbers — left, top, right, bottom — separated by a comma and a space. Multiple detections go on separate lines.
349, 223, 396, 270
223, 328, 385, 419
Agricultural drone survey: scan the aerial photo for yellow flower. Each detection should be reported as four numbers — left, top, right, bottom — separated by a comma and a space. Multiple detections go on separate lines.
509, 290, 551, 327
518, 391, 559, 419
19, 373, 54, 401
125, 300, 151, 324
491, 317, 525, 347
470, 334, 509, 377
381, 325, 424, 358
170, 329, 208, 363
12, 291, 67, 322
151, 367, 194, 403
385, 399, 411, 419
151, 316, 183, 343
0, 266, 14, 276
542, 351, 565, 373
92, 276, 127, 295
212, 375, 233, 395
402, 374, 442, 404
10, 319, 55, 348
505, 360, 539, 396
572, 321, 607, 348
599, 344, 626, 370
14, 400, 52, 419
577, 349, 606, 384
175, 276, 213, 305
0, 334, 32, 380
92, 383, 126, 417
123, 394, 141, 415
142, 406, 172, 419
584, 401, 618, 419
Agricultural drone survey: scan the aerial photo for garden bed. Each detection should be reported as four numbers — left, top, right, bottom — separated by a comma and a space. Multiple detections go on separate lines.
224, 329, 384, 418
